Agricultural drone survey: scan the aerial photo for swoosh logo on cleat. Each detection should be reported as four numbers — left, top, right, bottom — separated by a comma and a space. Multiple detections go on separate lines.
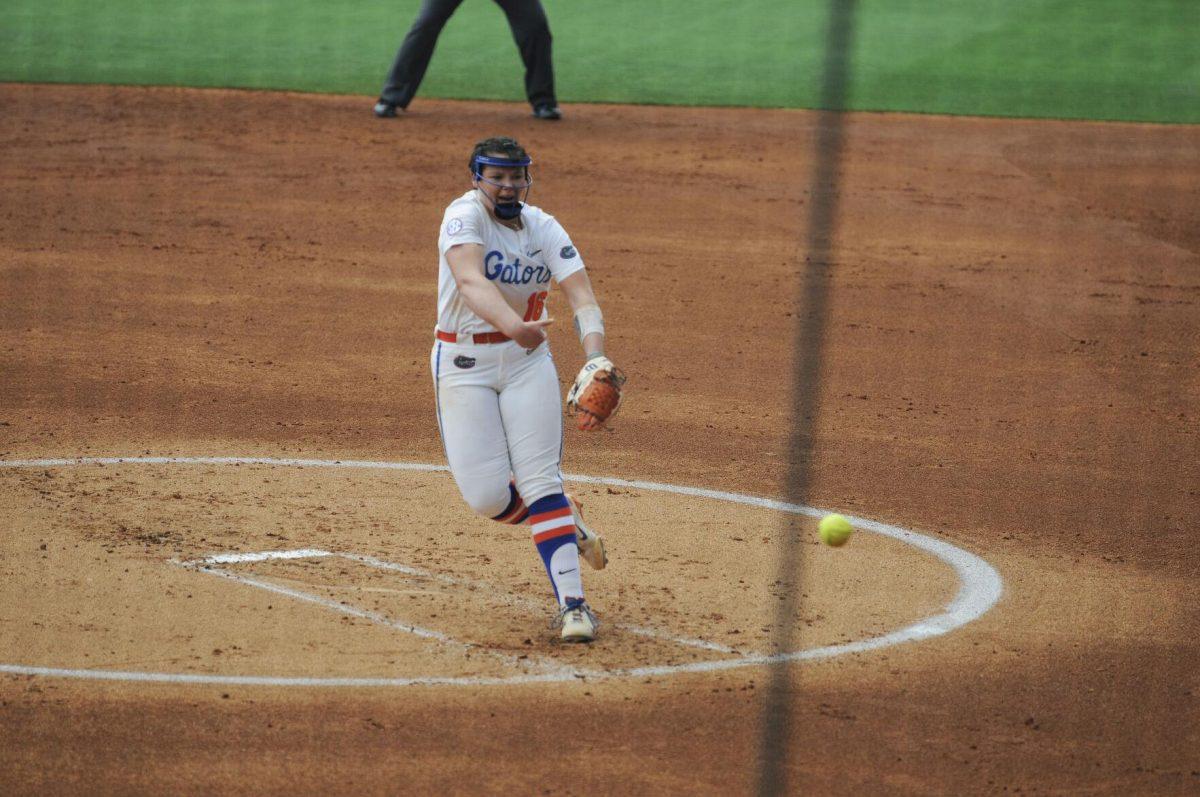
557, 567, 577, 575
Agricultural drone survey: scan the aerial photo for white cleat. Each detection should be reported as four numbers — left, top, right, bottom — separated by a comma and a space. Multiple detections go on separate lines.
558, 598, 598, 643
567, 493, 608, 570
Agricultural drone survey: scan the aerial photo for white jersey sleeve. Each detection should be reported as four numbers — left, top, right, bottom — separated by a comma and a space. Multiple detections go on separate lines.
536, 214, 586, 284
438, 195, 487, 254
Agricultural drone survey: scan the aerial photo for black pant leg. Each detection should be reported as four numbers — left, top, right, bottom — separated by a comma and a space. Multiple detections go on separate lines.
492, 0, 557, 109
380, 0, 466, 107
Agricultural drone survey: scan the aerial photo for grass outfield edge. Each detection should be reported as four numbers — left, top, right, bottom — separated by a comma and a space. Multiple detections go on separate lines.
5, 80, 1196, 128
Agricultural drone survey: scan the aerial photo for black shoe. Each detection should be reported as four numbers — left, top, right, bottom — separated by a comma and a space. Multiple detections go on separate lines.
532, 104, 562, 121
374, 100, 399, 118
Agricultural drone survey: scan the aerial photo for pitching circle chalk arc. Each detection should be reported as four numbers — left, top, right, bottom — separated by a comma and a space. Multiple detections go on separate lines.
0, 456, 1004, 688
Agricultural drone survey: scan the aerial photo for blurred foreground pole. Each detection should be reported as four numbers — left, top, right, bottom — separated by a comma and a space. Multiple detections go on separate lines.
757, 1, 857, 794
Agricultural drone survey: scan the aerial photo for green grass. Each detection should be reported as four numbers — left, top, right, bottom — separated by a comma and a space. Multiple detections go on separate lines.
1, 0, 1196, 122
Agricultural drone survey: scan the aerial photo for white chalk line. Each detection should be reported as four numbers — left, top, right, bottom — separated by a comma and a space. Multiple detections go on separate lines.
181, 548, 734, 654
200, 548, 332, 565
0, 456, 1004, 688
181, 548, 736, 656
178, 555, 597, 680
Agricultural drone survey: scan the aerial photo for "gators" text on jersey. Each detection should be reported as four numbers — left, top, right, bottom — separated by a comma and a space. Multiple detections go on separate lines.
484, 251, 552, 285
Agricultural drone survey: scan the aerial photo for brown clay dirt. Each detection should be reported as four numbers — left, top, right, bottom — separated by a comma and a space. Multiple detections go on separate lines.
1, 83, 1198, 794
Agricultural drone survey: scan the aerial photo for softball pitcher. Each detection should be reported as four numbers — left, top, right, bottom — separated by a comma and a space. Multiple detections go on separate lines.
431, 136, 625, 642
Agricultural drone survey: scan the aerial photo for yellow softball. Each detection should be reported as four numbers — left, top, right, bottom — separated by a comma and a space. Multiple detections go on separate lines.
818, 513, 854, 547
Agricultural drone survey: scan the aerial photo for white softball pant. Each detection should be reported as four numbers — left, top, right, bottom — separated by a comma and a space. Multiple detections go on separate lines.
431, 338, 564, 516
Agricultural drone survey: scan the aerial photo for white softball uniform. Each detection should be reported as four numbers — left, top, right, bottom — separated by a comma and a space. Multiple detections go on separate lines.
437, 190, 585, 336
432, 191, 585, 514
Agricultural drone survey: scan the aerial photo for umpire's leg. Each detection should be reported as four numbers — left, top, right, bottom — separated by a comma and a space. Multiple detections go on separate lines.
380, 0, 465, 108
494, 0, 557, 110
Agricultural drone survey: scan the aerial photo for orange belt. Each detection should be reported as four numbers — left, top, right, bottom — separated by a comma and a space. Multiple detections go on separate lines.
436, 329, 511, 345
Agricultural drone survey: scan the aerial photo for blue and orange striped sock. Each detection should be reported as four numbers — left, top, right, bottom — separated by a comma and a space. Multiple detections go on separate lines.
491, 481, 530, 525
527, 493, 583, 607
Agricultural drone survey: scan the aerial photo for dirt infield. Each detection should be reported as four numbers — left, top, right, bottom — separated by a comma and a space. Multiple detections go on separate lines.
2, 83, 1197, 794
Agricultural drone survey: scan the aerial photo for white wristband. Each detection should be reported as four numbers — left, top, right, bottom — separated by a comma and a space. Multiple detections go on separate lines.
573, 303, 605, 344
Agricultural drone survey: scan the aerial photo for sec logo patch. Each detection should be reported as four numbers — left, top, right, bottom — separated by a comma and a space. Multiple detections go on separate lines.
560, 244, 577, 259
453, 355, 476, 369
446, 218, 464, 236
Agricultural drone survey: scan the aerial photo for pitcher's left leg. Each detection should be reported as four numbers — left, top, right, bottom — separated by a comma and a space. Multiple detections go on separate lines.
498, 351, 587, 609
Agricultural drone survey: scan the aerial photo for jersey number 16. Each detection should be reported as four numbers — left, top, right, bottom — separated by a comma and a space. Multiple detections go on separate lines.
523, 291, 548, 322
